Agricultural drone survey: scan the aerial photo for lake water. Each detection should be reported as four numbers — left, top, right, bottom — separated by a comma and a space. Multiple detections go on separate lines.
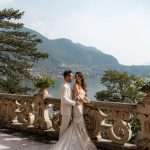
48, 78, 104, 100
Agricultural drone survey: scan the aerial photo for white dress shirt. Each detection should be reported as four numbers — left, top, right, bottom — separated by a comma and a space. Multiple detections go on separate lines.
60, 82, 76, 115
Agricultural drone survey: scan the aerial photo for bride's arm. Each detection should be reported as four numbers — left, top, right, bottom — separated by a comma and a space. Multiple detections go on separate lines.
73, 84, 88, 103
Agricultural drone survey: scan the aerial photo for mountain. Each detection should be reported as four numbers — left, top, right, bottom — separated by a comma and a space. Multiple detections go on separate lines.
23, 27, 150, 77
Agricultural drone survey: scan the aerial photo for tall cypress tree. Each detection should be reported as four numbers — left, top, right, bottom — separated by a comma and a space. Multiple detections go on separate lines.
0, 8, 48, 94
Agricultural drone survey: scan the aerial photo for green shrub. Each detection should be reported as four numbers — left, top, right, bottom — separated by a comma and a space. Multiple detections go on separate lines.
33, 74, 55, 89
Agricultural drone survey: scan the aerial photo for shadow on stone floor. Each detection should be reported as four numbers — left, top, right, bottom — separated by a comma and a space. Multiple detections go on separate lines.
0, 132, 51, 150
0, 129, 103, 150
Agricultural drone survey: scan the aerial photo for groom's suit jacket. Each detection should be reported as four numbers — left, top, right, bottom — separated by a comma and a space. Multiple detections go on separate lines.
60, 82, 76, 116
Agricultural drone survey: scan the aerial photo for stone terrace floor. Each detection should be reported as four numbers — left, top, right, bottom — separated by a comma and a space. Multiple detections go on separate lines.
0, 132, 52, 150
0, 130, 103, 150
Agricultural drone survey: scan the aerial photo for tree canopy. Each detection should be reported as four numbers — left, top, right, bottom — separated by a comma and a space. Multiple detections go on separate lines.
0, 8, 48, 94
96, 70, 145, 103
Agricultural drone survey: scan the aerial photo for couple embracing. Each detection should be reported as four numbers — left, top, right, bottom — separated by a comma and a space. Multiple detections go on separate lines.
50, 70, 97, 150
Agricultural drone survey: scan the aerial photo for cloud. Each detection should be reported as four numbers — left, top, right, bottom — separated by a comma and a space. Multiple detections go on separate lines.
0, 0, 15, 5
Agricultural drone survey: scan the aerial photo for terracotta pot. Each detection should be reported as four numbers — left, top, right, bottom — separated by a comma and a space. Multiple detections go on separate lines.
143, 91, 150, 104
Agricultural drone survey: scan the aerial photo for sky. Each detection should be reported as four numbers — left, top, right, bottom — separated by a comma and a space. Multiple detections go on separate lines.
0, 0, 150, 65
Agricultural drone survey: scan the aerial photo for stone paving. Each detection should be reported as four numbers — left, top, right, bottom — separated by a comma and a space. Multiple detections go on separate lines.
0, 132, 51, 150
0, 132, 102, 150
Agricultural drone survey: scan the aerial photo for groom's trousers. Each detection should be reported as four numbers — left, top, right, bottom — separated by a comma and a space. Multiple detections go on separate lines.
59, 115, 71, 139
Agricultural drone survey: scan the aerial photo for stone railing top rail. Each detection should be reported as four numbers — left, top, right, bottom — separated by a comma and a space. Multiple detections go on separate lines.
0, 93, 33, 101
92, 100, 137, 112
0, 93, 137, 111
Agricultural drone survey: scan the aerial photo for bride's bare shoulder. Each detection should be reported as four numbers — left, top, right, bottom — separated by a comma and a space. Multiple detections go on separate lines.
73, 83, 79, 90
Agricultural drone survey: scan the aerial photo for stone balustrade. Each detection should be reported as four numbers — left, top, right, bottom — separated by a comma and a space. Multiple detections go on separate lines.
0, 92, 150, 150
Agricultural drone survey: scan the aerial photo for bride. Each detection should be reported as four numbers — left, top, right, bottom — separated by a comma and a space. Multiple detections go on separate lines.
50, 72, 97, 150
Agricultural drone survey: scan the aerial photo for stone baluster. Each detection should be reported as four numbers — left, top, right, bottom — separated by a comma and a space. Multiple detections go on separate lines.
84, 104, 105, 139
15, 99, 34, 126
137, 93, 150, 150
0, 100, 16, 125
106, 110, 132, 144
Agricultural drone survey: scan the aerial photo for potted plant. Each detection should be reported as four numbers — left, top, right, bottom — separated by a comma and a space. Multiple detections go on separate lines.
140, 81, 150, 104
33, 73, 55, 99
141, 81, 150, 95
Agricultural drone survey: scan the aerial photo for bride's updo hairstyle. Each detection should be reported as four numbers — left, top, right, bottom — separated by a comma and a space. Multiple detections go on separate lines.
75, 72, 87, 94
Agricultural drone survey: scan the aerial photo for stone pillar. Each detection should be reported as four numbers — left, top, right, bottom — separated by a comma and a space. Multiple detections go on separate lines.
137, 92, 150, 150
33, 89, 52, 130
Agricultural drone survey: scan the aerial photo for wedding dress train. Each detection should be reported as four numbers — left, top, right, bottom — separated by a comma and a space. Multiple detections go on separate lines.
50, 91, 97, 150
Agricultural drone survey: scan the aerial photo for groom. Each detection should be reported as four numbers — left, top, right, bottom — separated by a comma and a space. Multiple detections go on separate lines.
59, 70, 79, 138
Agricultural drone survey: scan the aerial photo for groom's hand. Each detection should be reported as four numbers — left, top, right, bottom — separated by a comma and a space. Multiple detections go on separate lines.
76, 100, 81, 105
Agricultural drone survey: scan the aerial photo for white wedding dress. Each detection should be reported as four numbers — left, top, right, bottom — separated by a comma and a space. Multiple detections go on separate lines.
50, 88, 97, 150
